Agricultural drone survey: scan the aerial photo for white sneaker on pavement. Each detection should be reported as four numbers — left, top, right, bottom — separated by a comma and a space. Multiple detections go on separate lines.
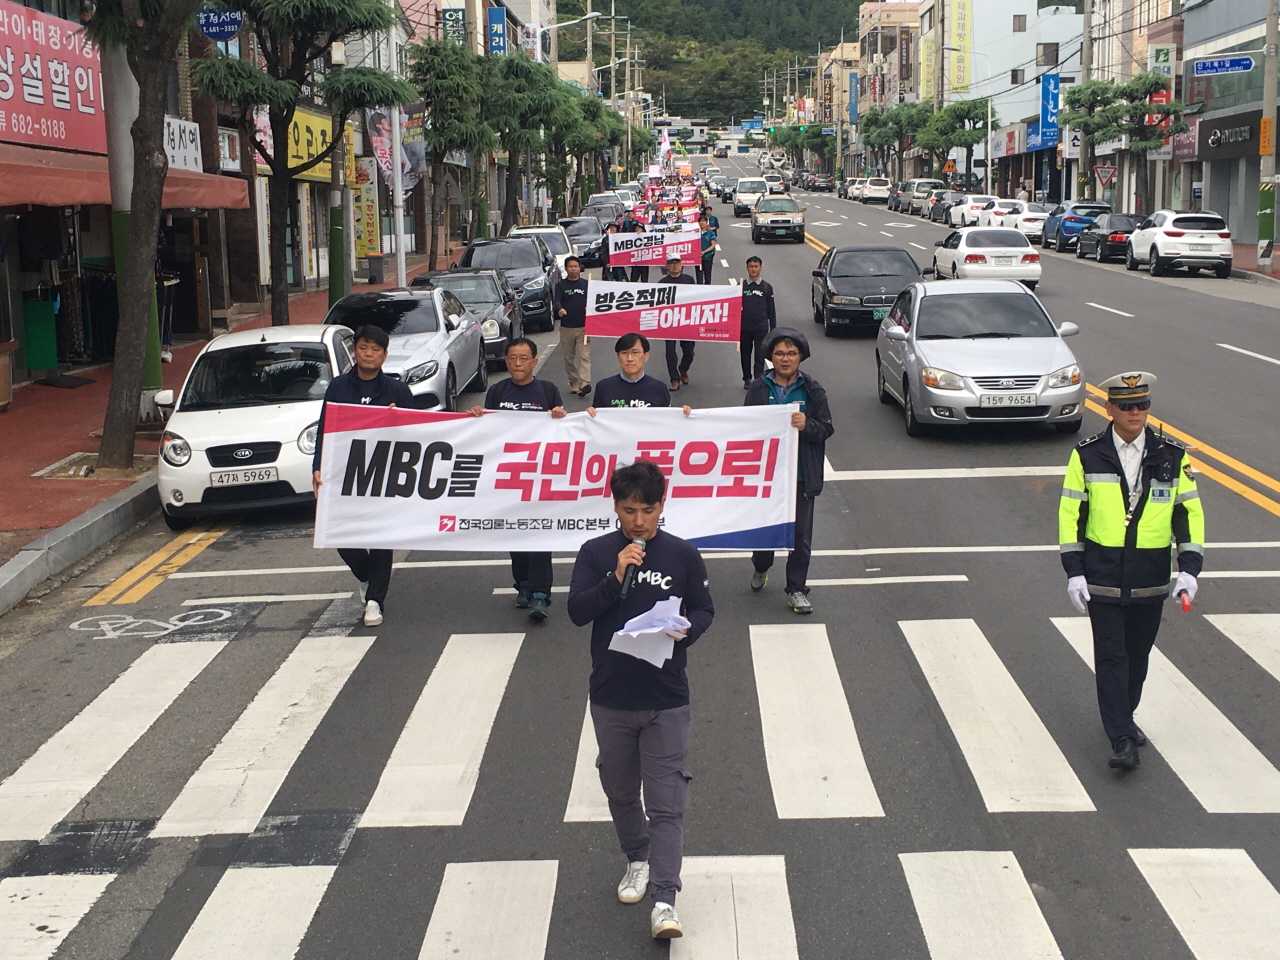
650, 902, 683, 939
363, 600, 383, 626
617, 861, 649, 904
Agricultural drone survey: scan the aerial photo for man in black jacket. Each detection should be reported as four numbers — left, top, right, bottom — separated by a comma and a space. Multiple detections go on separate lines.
739, 256, 776, 388
311, 324, 415, 627
744, 328, 834, 614
567, 460, 714, 941
659, 257, 698, 391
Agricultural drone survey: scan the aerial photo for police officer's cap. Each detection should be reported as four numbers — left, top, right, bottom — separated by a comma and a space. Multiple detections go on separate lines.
1099, 371, 1157, 403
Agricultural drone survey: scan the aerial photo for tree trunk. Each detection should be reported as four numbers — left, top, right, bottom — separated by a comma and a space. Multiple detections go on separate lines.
501, 146, 522, 235
1132, 151, 1149, 216
965, 142, 974, 184
429, 154, 444, 271
1083, 122, 1096, 200
268, 169, 292, 326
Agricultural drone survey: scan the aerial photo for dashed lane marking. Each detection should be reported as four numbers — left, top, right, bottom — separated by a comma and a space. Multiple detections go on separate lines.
1219, 342, 1280, 367
1087, 302, 1135, 317
880, 231, 894, 237
180, 593, 353, 606
910, 242, 927, 249
857, 222, 868, 226
721, 258, 730, 267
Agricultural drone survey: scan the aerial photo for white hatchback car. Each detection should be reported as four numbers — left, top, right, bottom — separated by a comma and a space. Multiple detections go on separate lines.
978, 200, 1024, 227
764, 173, 787, 194
1124, 209, 1233, 278
932, 227, 1042, 289
154, 324, 350, 529
1010, 202, 1052, 239
949, 195, 999, 227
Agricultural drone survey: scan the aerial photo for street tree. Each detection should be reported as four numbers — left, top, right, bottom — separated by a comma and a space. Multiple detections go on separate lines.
84, 0, 205, 469
406, 39, 495, 270
915, 109, 957, 176
1113, 73, 1188, 215
861, 101, 931, 181
192, 0, 413, 325
943, 98, 994, 184
1061, 79, 1120, 201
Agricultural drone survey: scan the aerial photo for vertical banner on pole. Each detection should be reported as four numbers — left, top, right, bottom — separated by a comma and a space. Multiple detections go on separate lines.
487, 7, 508, 56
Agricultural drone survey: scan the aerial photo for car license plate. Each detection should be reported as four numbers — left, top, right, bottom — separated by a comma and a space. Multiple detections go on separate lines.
775, 228, 789, 235
1189, 243, 1212, 251
210, 467, 278, 486
979, 393, 1037, 407
994, 256, 1014, 265
873, 307, 890, 320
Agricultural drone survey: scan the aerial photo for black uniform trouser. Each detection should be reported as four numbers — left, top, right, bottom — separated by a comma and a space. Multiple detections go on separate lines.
511, 552, 553, 596
338, 549, 393, 607
1087, 599, 1164, 746
752, 485, 815, 594
697, 260, 714, 284
605, 266, 628, 281
740, 327, 767, 381
630, 266, 650, 282
665, 340, 695, 381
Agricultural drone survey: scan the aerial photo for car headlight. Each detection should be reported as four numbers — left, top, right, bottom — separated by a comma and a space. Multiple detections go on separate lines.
922, 367, 965, 390
405, 360, 439, 384
297, 422, 319, 456
161, 431, 191, 466
1047, 364, 1082, 388
830, 295, 861, 304
481, 318, 500, 338
523, 276, 546, 290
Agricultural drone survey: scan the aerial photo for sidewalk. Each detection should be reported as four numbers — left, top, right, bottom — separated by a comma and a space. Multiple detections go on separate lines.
0, 251, 451, 565
1231, 242, 1280, 284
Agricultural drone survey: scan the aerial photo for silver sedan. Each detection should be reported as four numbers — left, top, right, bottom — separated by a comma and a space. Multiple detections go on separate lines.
875, 279, 1085, 436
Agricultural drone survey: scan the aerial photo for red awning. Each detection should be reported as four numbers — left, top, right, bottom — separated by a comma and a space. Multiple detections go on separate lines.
0, 141, 249, 209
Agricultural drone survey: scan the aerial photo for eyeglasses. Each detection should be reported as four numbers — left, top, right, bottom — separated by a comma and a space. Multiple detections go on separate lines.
772, 350, 801, 359
1114, 400, 1151, 412
506, 354, 536, 363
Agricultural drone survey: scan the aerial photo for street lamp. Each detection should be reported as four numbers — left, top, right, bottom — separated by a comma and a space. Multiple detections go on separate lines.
535, 11, 602, 63
943, 46, 993, 194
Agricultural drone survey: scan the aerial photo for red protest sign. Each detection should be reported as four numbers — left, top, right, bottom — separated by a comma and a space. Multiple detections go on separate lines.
585, 280, 741, 342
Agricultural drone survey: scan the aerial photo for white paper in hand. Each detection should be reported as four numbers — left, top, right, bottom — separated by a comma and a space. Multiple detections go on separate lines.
608, 596, 691, 668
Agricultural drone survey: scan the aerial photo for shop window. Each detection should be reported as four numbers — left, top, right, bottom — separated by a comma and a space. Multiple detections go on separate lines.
1011, 68, 1025, 86
1037, 44, 1059, 67
1013, 15, 1026, 32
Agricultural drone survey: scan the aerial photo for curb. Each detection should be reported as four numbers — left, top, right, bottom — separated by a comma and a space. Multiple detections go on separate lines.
1230, 267, 1280, 286
0, 474, 159, 617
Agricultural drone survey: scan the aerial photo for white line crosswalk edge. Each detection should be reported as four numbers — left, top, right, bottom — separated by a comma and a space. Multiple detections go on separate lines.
672, 856, 800, 960
418, 861, 558, 960
564, 702, 611, 822
1206, 614, 1280, 683
0, 874, 115, 960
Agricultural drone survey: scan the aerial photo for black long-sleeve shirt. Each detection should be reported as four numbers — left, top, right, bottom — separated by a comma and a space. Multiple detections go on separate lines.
312, 369, 416, 475
568, 528, 715, 711
741, 280, 777, 332
553, 277, 590, 327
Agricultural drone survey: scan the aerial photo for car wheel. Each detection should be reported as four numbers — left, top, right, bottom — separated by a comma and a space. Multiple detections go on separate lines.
931, 258, 940, 277
1148, 248, 1165, 277
876, 354, 892, 404
1215, 261, 1232, 279
1042, 231, 1053, 248
1075, 242, 1086, 259
1055, 232, 1068, 253
812, 293, 823, 324
443, 367, 458, 412
952, 263, 959, 280
1055, 419, 1084, 434
1024, 280, 1038, 291
823, 312, 837, 337
903, 380, 926, 437
1125, 244, 1139, 270
469, 348, 488, 392
751, 230, 760, 243
163, 508, 195, 531
1096, 243, 1107, 263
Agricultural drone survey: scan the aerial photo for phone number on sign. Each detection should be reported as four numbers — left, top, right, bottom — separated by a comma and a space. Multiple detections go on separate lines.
6, 112, 66, 139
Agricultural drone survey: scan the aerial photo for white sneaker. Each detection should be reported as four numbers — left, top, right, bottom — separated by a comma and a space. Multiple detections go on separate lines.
650, 902, 683, 939
617, 861, 649, 904
363, 600, 383, 626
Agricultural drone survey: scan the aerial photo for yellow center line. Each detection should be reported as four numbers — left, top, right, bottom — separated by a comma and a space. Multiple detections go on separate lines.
805, 232, 831, 253
83, 522, 214, 606
111, 523, 233, 605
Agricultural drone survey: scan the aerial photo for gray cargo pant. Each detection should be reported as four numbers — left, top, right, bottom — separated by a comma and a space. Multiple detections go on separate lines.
590, 702, 692, 905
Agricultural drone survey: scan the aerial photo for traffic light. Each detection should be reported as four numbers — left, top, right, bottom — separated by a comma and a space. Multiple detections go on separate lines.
768, 126, 775, 133
798, 125, 806, 132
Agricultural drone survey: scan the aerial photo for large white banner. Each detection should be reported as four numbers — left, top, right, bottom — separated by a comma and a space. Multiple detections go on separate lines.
584, 280, 741, 342
314, 405, 798, 552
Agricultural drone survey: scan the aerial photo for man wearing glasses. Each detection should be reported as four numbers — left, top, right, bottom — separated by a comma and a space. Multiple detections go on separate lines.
1059, 372, 1205, 771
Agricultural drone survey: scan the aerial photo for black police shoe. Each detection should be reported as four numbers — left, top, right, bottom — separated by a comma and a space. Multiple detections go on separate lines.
1109, 737, 1140, 770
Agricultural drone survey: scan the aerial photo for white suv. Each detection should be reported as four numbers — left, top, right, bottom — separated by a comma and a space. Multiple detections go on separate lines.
1125, 209, 1233, 278
861, 177, 892, 202
764, 173, 787, 194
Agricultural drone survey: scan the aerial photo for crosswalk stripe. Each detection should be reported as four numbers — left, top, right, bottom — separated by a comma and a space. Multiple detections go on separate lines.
563, 702, 610, 822
1053, 617, 1280, 812
1129, 848, 1280, 960
900, 620, 1094, 813
0, 874, 115, 960
749, 624, 885, 818
153, 636, 375, 837
1205, 614, 1280, 683
417, 861, 558, 960
169, 865, 334, 960
899, 850, 1065, 960
0, 643, 227, 842
361, 633, 524, 827
672, 856, 799, 960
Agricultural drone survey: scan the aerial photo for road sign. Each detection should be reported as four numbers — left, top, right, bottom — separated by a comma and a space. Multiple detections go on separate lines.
742, 119, 764, 131
1193, 56, 1254, 77
821, 127, 836, 135
942, 159, 957, 173
1094, 165, 1118, 187
196, 5, 243, 41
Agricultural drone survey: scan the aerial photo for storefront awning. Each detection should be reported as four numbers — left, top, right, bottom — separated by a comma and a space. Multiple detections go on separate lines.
0, 142, 249, 210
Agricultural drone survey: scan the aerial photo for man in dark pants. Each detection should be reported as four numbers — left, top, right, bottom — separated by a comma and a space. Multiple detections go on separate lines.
628, 222, 650, 282
553, 256, 591, 397
1059, 371, 1205, 770
567, 460, 715, 941
468, 337, 568, 621
659, 257, 697, 391
311, 324, 415, 627
696, 214, 717, 284
739, 255, 776, 388
745, 328, 834, 615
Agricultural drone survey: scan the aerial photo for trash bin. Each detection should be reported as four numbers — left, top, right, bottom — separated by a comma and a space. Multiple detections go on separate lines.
366, 252, 385, 285
22, 300, 57, 370
0, 340, 17, 412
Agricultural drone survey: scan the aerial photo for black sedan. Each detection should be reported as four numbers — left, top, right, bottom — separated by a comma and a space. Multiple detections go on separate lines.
810, 173, 836, 192
720, 178, 739, 204
559, 216, 606, 267
1075, 213, 1139, 263
413, 268, 522, 368
457, 237, 560, 332
581, 201, 625, 228
811, 245, 932, 337
930, 191, 966, 223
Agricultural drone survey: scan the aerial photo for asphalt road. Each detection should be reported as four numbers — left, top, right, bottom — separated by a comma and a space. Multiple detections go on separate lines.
2, 155, 1280, 960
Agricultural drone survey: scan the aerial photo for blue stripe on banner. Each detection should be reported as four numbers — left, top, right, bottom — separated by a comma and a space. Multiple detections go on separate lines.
690, 522, 795, 550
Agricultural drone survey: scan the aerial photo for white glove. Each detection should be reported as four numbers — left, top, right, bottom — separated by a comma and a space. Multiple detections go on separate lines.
1175, 572, 1198, 602
1067, 576, 1091, 614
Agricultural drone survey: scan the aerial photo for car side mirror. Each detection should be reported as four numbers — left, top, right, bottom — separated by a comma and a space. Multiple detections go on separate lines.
154, 389, 175, 410
922, 266, 936, 276
885, 327, 909, 342
1058, 321, 1080, 337
812, 269, 823, 277
934, 239, 945, 247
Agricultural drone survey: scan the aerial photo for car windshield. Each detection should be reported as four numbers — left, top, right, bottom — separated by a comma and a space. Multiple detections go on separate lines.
869, 178, 890, 186
830, 250, 919, 277
563, 220, 601, 238
1072, 206, 1109, 218
964, 230, 1031, 248
916, 293, 1057, 339
724, 178, 739, 189
1025, 203, 1052, 213
765, 175, 781, 181
180, 342, 332, 410
1172, 215, 1228, 231
433, 276, 502, 304
1107, 215, 1139, 230
968, 196, 997, 205
516, 230, 569, 255
467, 241, 542, 269
327, 296, 440, 335
740, 182, 766, 192
931, 191, 948, 199
758, 199, 800, 213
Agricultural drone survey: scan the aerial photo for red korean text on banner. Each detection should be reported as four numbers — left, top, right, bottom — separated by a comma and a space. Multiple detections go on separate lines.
607, 231, 701, 267
584, 280, 741, 342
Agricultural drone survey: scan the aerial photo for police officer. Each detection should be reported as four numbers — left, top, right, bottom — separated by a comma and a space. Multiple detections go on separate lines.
1058, 372, 1205, 770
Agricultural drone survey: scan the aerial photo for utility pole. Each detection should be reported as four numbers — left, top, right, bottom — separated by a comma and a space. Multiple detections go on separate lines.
586, 0, 594, 94
328, 41, 347, 306
1259, 0, 1279, 265
609, 2, 617, 113
625, 25, 633, 179
935, 0, 946, 111
1080, 0, 1094, 200
390, 105, 407, 286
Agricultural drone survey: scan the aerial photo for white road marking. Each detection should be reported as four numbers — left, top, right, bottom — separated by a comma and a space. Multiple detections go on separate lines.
812, 221, 841, 227
563, 702, 610, 822
857, 222, 868, 226
1054, 617, 1280, 812
361, 633, 524, 827
170, 865, 335, 960
899, 619, 1094, 812
0, 874, 115, 960
730, 223, 751, 229
672, 856, 799, 960
153, 635, 375, 837
809, 575, 969, 586
841, 214, 849, 219
493, 586, 569, 594
900, 850, 1065, 960
750, 624, 885, 818
0, 642, 226, 842
880, 231, 894, 237
180, 593, 352, 605
1086, 302, 1135, 317
1129, 848, 1280, 960
884, 222, 917, 228
1206, 614, 1280, 683
418, 861, 559, 960
720, 258, 729, 267
910, 242, 928, 249
1218, 342, 1280, 366
826, 463, 1066, 480
1200, 570, 1280, 578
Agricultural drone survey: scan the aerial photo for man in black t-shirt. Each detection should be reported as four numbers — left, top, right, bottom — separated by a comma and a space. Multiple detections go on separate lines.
659, 258, 698, 391
553, 256, 591, 397
589, 333, 693, 412
468, 337, 567, 620
739, 256, 777, 388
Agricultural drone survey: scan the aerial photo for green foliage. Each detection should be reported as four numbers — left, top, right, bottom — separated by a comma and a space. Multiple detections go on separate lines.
190, 50, 297, 115
407, 39, 495, 159
482, 52, 574, 158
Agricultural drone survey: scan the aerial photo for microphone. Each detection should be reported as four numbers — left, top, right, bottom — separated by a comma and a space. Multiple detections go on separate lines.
618, 537, 646, 599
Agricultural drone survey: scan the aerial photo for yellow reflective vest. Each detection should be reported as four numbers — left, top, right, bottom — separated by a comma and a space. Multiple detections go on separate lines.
1059, 424, 1204, 604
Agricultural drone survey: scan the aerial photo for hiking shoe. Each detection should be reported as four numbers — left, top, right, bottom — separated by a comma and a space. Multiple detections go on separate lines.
650, 902, 683, 939
363, 600, 383, 627
787, 591, 813, 615
618, 861, 649, 904
750, 570, 768, 592
528, 593, 550, 621
514, 582, 531, 609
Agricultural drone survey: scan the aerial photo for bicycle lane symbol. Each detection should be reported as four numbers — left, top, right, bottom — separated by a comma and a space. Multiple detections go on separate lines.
70, 609, 234, 642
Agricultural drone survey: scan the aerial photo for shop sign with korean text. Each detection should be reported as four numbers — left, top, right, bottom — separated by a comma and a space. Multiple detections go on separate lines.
608, 231, 701, 267
0, 0, 105, 153
314, 405, 798, 551
165, 116, 202, 171
584, 280, 741, 342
